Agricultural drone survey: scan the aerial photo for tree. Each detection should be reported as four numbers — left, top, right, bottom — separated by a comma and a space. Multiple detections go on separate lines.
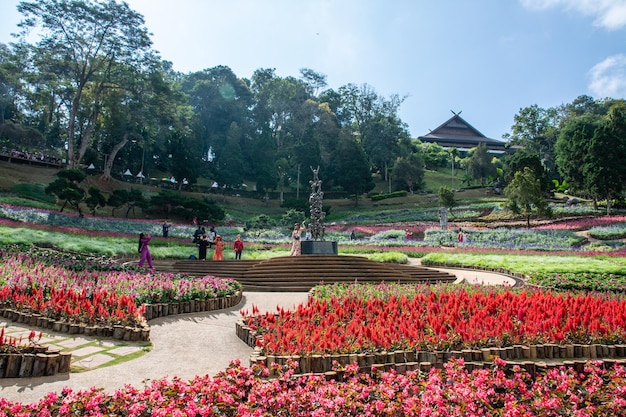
107, 189, 129, 216
505, 104, 560, 175
332, 134, 375, 206
467, 143, 496, 186
502, 148, 551, 192
392, 153, 425, 194
584, 103, 626, 214
505, 167, 552, 228
16, 0, 154, 168
555, 114, 602, 197
438, 186, 457, 214
84, 186, 106, 216
45, 169, 87, 215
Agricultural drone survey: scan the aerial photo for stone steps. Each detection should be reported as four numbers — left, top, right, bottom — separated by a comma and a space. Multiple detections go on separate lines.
155, 255, 456, 292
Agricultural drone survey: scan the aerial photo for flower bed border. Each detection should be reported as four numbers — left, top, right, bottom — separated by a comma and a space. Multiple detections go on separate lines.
236, 319, 626, 377
0, 291, 242, 378
0, 346, 71, 378
0, 291, 242, 342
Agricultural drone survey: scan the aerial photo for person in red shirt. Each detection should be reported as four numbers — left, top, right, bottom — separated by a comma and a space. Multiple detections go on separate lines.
233, 234, 244, 260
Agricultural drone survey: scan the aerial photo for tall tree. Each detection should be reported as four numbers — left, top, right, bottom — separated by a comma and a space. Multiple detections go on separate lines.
467, 143, 496, 186
505, 104, 560, 176
331, 133, 374, 206
392, 152, 425, 194
502, 148, 550, 192
584, 103, 626, 214
555, 114, 602, 197
16, 0, 154, 168
505, 167, 552, 228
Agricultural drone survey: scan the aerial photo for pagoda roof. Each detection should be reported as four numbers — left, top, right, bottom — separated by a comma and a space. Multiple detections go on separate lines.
418, 113, 508, 152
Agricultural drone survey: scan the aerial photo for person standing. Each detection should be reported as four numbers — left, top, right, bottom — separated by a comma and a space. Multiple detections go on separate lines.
290, 222, 306, 256
233, 234, 244, 260
197, 234, 210, 260
207, 227, 216, 248
212, 235, 224, 260
162, 220, 171, 238
138, 232, 154, 270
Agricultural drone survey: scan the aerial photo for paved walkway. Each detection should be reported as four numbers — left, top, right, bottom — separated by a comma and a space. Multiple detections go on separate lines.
0, 266, 515, 404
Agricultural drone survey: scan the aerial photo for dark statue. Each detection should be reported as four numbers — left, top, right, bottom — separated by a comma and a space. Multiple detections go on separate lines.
308, 166, 325, 240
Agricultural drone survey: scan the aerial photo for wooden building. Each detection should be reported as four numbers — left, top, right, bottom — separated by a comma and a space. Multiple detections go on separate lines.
418, 112, 509, 153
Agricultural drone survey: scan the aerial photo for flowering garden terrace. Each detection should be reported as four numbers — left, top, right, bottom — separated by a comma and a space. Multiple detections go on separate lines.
0, 246, 242, 342
238, 283, 626, 375
3, 202, 626, 413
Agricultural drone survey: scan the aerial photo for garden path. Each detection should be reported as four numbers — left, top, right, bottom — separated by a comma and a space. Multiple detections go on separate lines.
0, 264, 513, 404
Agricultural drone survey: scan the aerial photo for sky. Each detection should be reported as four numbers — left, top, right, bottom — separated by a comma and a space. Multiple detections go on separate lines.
1, 0, 626, 140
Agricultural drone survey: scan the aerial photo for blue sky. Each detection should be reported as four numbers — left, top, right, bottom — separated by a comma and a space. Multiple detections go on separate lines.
1, 0, 626, 140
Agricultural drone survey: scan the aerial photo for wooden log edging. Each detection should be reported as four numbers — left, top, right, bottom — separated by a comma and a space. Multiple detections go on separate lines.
0, 346, 71, 378
237, 320, 626, 376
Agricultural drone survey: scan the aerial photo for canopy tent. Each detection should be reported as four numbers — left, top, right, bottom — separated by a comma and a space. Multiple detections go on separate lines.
123, 169, 132, 176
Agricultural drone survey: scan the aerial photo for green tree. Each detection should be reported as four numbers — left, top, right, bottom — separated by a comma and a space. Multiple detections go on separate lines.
505, 104, 560, 176
84, 186, 106, 216
332, 134, 375, 206
16, 0, 154, 168
555, 114, 602, 197
438, 186, 457, 214
505, 167, 552, 228
392, 153, 425, 194
467, 143, 496, 186
107, 189, 129, 216
45, 169, 87, 215
584, 103, 626, 214
502, 149, 551, 192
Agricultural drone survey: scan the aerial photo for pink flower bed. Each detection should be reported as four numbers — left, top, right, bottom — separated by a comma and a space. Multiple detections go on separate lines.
2, 359, 626, 416
534, 216, 626, 231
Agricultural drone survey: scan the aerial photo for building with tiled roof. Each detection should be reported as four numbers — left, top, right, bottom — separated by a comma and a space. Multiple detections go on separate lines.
418, 112, 509, 153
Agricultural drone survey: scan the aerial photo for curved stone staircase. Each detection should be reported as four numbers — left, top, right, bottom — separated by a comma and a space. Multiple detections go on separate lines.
153, 255, 457, 292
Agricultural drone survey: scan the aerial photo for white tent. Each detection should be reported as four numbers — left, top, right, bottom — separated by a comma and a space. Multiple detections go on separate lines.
136, 171, 145, 178
211, 181, 219, 188
170, 176, 177, 183
123, 169, 132, 176
87, 163, 95, 170
182, 178, 189, 185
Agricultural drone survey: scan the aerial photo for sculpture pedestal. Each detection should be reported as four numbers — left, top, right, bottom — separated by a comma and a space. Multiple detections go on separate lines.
301, 240, 338, 255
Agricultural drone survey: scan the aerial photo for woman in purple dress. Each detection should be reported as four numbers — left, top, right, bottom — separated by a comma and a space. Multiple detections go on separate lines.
138, 232, 154, 270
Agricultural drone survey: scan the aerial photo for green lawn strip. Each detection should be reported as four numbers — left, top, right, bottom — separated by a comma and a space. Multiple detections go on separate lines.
421, 252, 626, 275
63, 339, 152, 373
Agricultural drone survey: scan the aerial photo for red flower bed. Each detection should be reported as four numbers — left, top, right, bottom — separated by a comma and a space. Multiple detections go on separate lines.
242, 285, 626, 355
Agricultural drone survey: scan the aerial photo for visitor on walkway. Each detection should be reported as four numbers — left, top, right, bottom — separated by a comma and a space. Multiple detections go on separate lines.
138, 232, 154, 270
197, 234, 210, 260
213, 235, 224, 260
233, 234, 244, 260
290, 222, 306, 256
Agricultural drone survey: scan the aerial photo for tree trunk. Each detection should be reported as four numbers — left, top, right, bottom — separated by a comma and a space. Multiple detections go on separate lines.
101, 133, 129, 181
606, 193, 612, 216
